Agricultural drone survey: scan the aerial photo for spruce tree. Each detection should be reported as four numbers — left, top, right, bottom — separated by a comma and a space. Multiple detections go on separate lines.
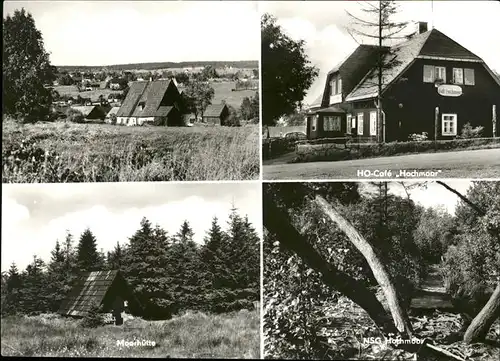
47, 240, 69, 311
20, 256, 49, 314
122, 218, 173, 318
108, 242, 124, 270
76, 228, 100, 272
200, 216, 236, 312
61, 231, 79, 296
2, 263, 23, 315
226, 208, 260, 307
169, 220, 203, 312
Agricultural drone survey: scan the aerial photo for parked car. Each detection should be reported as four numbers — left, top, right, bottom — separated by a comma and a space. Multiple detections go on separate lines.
283, 131, 307, 140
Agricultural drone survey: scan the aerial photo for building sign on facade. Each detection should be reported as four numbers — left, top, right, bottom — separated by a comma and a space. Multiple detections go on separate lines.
437, 84, 463, 97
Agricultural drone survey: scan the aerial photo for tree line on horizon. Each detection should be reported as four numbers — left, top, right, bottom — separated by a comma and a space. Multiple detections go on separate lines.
1, 207, 260, 319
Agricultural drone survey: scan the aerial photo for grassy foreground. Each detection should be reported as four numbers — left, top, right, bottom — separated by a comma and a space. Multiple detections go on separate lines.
1, 309, 260, 358
2, 120, 259, 182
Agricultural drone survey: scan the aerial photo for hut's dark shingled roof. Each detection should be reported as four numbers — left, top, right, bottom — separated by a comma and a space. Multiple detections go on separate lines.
58, 270, 120, 317
203, 104, 227, 117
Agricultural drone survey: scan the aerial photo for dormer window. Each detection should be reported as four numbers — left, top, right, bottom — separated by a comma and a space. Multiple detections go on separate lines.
330, 77, 342, 95
138, 101, 146, 111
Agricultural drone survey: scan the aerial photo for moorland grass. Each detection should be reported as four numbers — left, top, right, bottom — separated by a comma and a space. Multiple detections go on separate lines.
2, 120, 259, 182
0, 308, 260, 358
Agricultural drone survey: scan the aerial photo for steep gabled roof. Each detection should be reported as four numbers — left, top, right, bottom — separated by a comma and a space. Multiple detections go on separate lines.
58, 270, 127, 317
327, 44, 381, 75
105, 106, 120, 118
116, 81, 149, 117
70, 106, 96, 117
132, 79, 172, 117
345, 28, 496, 101
156, 106, 174, 117
203, 103, 227, 117
116, 79, 177, 117
346, 30, 432, 101
418, 29, 482, 61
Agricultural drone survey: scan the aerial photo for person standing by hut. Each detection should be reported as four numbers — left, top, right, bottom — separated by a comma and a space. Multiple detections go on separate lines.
112, 295, 125, 325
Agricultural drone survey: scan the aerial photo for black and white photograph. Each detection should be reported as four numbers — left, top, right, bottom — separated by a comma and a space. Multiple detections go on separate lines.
1, 182, 261, 358
2, 1, 260, 183
263, 180, 500, 360
261, 1, 500, 180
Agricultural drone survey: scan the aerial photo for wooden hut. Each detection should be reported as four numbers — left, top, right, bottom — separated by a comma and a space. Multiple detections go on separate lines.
58, 270, 141, 323
70, 105, 107, 122
202, 104, 230, 125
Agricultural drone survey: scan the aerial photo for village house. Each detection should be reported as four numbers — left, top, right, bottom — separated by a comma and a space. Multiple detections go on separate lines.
105, 106, 120, 123
116, 79, 184, 126
307, 22, 500, 141
58, 270, 141, 324
70, 105, 108, 122
202, 103, 230, 125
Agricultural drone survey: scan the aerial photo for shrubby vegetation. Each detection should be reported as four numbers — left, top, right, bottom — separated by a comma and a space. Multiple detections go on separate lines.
264, 181, 500, 359
1, 208, 260, 319
2, 121, 259, 182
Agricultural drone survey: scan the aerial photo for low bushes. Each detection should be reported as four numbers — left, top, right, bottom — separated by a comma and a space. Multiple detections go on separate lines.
292, 137, 500, 163
262, 137, 297, 160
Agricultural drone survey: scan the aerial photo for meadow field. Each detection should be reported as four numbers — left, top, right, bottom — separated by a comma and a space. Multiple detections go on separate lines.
2, 120, 259, 182
55, 81, 257, 108
0, 309, 260, 358
211, 82, 257, 108
54, 85, 118, 102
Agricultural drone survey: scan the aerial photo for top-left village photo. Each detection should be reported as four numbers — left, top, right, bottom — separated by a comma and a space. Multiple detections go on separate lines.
2, 1, 260, 183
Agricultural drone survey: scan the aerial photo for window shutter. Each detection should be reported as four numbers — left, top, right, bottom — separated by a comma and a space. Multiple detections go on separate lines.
338, 78, 342, 94
464, 68, 475, 85
346, 114, 352, 134
423, 65, 434, 83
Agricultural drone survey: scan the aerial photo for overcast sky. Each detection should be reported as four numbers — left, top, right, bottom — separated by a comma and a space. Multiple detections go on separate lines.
3, 1, 259, 66
360, 180, 473, 215
2, 182, 262, 272
261, 1, 500, 104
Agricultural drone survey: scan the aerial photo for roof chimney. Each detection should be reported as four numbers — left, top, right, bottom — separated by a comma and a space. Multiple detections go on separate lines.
418, 21, 428, 34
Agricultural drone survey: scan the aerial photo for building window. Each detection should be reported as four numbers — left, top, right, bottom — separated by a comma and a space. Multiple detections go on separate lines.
435, 66, 446, 83
346, 114, 352, 134
370, 111, 377, 136
464, 68, 475, 85
442, 114, 457, 136
423, 65, 434, 83
330, 77, 342, 95
311, 116, 317, 131
357, 113, 364, 135
452, 68, 464, 84
323, 116, 341, 131
330, 79, 336, 95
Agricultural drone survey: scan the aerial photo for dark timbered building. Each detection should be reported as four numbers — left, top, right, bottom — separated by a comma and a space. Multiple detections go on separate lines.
308, 22, 500, 141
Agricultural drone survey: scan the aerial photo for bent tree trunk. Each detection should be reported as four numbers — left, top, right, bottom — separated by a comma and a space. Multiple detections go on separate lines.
314, 195, 413, 337
463, 282, 500, 344
263, 195, 399, 336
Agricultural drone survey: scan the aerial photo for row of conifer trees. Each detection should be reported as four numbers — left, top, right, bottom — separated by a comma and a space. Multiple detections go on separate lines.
1, 207, 260, 318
